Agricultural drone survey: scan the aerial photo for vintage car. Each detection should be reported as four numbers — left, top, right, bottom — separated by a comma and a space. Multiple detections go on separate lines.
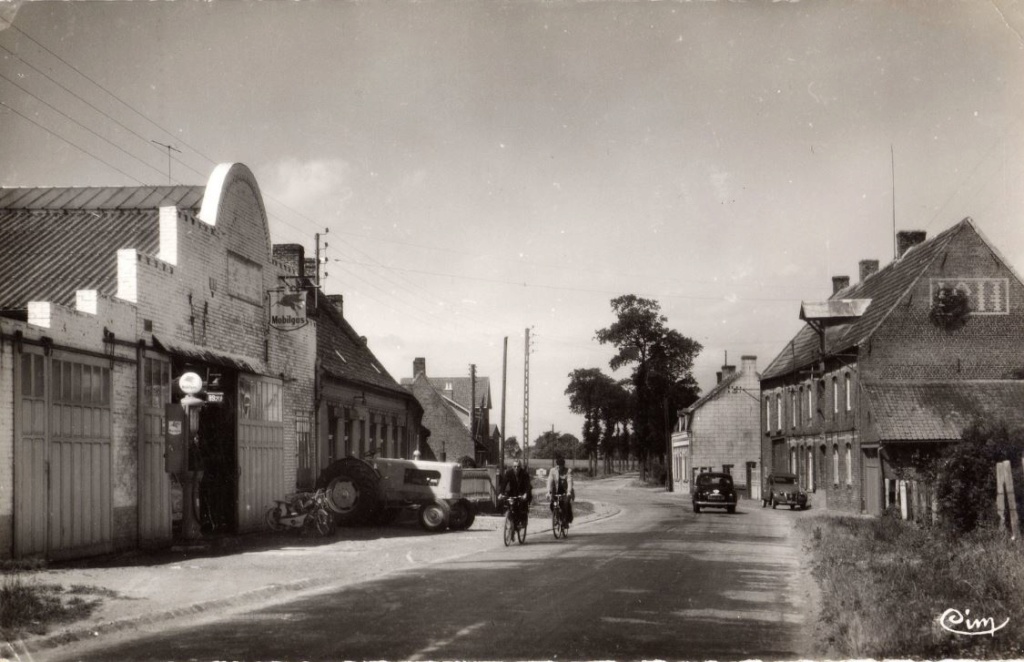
763, 473, 808, 510
692, 472, 737, 513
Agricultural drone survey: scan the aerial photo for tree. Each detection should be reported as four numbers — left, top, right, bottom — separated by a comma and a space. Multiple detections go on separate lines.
595, 295, 702, 480
565, 368, 617, 474
532, 430, 581, 461
503, 436, 522, 459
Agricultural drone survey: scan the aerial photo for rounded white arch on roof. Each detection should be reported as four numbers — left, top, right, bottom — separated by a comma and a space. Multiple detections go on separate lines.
198, 163, 234, 226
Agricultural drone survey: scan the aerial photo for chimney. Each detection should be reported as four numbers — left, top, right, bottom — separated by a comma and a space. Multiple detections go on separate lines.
859, 259, 879, 283
832, 276, 850, 295
896, 231, 927, 258
413, 357, 426, 377
272, 244, 305, 276
740, 355, 757, 376
327, 294, 344, 316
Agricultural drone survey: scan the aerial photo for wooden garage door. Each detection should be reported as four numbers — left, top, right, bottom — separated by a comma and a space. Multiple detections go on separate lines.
236, 375, 285, 532
139, 353, 172, 544
862, 447, 882, 515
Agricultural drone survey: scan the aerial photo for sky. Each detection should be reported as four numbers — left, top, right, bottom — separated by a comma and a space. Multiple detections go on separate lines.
2, 1, 1024, 444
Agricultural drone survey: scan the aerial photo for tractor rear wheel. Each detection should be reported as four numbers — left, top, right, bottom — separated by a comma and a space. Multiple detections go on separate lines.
316, 457, 381, 526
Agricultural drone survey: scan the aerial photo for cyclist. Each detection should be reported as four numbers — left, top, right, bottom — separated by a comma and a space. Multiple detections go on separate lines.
501, 458, 532, 526
546, 455, 574, 527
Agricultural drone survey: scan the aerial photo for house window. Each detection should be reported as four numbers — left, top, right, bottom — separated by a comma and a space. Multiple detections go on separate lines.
832, 445, 839, 485
722, 464, 733, 475
832, 376, 839, 415
765, 398, 771, 432
791, 390, 797, 429
845, 373, 852, 412
845, 443, 853, 485
806, 447, 814, 491
790, 447, 797, 474
776, 393, 782, 431
807, 384, 813, 421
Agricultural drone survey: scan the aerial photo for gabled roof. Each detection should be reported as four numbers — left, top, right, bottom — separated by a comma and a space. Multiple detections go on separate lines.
315, 297, 409, 397
400, 375, 492, 410
762, 218, 976, 381
405, 373, 488, 453
0, 186, 204, 310
864, 381, 1024, 442
683, 371, 742, 414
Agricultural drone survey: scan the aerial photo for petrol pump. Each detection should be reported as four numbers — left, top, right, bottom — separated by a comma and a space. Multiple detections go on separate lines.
165, 371, 205, 540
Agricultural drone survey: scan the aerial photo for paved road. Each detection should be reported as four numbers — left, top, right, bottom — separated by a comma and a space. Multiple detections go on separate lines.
54, 475, 815, 661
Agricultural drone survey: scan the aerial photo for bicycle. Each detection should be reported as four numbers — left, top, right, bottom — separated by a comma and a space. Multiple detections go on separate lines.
501, 495, 528, 546
551, 493, 570, 539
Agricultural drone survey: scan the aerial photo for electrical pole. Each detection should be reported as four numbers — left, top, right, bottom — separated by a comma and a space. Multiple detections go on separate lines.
470, 363, 477, 461
523, 327, 531, 468
314, 229, 328, 308
500, 337, 507, 475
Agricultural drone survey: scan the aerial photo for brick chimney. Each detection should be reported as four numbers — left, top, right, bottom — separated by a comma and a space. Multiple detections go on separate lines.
832, 275, 850, 295
859, 259, 879, 283
897, 231, 927, 258
327, 294, 344, 316
413, 357, 426, 377
740, 355, 757, 376
272, 244, 305, 276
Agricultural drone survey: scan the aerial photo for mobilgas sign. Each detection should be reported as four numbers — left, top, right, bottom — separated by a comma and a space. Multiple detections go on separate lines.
269, 288, 308, 331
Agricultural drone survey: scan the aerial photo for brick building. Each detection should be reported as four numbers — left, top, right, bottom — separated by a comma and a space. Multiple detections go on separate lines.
401, 358, 494, 465
673, 355, 761, 499
0, 163, 316, 559
760, 219, 1024, 518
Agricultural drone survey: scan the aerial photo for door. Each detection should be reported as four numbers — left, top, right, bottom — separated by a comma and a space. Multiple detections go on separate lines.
14, 348, 48, 557
236, 375, 285, 532
139, 353, 172, 545
861, 447, 882, 515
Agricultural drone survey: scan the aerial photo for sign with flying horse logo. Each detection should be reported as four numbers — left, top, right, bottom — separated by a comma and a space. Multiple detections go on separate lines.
269, 288, 308, 331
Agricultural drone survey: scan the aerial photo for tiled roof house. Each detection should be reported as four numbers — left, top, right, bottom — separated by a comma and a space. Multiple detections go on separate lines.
401, 358, 494, 465
760, 218, 1024, 519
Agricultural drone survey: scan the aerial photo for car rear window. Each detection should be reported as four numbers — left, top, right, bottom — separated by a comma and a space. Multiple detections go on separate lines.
774, 476, 796, 485
697, 474, 733, 487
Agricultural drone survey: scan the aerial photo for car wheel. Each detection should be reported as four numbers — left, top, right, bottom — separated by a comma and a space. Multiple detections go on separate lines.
761, 499, 767, 508
419, 500, 451, 533
693, 503, 701, 513
771, 497, 777, 509
727, 505, 736, 514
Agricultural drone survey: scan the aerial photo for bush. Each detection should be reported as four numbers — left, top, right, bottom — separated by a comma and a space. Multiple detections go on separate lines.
936, 419, 1024, 535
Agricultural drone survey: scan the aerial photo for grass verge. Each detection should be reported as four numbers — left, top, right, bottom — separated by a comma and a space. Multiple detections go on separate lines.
1, 567, 113, 642
799, 513, 1024, 659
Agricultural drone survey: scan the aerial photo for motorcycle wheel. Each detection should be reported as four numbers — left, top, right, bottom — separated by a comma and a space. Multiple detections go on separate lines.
314, 508, 334, 537
264, 506, 285, 532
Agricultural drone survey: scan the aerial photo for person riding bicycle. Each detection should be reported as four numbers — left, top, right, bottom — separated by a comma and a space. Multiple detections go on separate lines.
546, 455, 574, 526
501, 458, 532, 526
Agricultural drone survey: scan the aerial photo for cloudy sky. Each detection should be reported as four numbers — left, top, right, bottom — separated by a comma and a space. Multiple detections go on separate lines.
2, 1, 1023, 442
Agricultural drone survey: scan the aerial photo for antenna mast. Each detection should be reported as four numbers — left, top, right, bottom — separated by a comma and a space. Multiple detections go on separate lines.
151, 140, 180, 185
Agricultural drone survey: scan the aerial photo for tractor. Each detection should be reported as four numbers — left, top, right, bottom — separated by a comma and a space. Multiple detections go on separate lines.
315, 456, 476, 532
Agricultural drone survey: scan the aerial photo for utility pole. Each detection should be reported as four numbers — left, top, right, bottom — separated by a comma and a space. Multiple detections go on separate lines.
151, 140, 180, 185
470, 363, 477, 460
500, 337, 508, 475
523, 327, 532, 468
314, 229, 329, 308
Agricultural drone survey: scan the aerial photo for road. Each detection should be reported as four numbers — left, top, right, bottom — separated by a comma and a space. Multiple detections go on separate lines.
54, 475, 816, 661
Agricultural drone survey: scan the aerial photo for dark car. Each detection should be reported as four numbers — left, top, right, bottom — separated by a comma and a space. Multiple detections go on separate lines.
692, 472, 737, 513
763, 473, 808, 510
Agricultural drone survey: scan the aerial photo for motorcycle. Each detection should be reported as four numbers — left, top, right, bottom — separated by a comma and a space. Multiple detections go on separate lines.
265, 488, 336, 537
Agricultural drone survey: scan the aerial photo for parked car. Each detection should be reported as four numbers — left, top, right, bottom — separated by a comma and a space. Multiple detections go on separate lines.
763, 473, 808, 510
692, 472, 737, 513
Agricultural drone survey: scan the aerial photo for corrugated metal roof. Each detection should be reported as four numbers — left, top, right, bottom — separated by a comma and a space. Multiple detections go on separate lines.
0, 186, 204, 210
0, 186, 207, 310
864, 381, 1024, 442
762, 219, 971, 381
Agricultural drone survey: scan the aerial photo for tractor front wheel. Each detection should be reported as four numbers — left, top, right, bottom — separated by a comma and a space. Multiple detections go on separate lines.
419, 500, 451, 532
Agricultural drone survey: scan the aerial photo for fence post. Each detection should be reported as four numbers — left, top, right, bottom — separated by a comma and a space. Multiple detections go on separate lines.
995, 460, 1019, 539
